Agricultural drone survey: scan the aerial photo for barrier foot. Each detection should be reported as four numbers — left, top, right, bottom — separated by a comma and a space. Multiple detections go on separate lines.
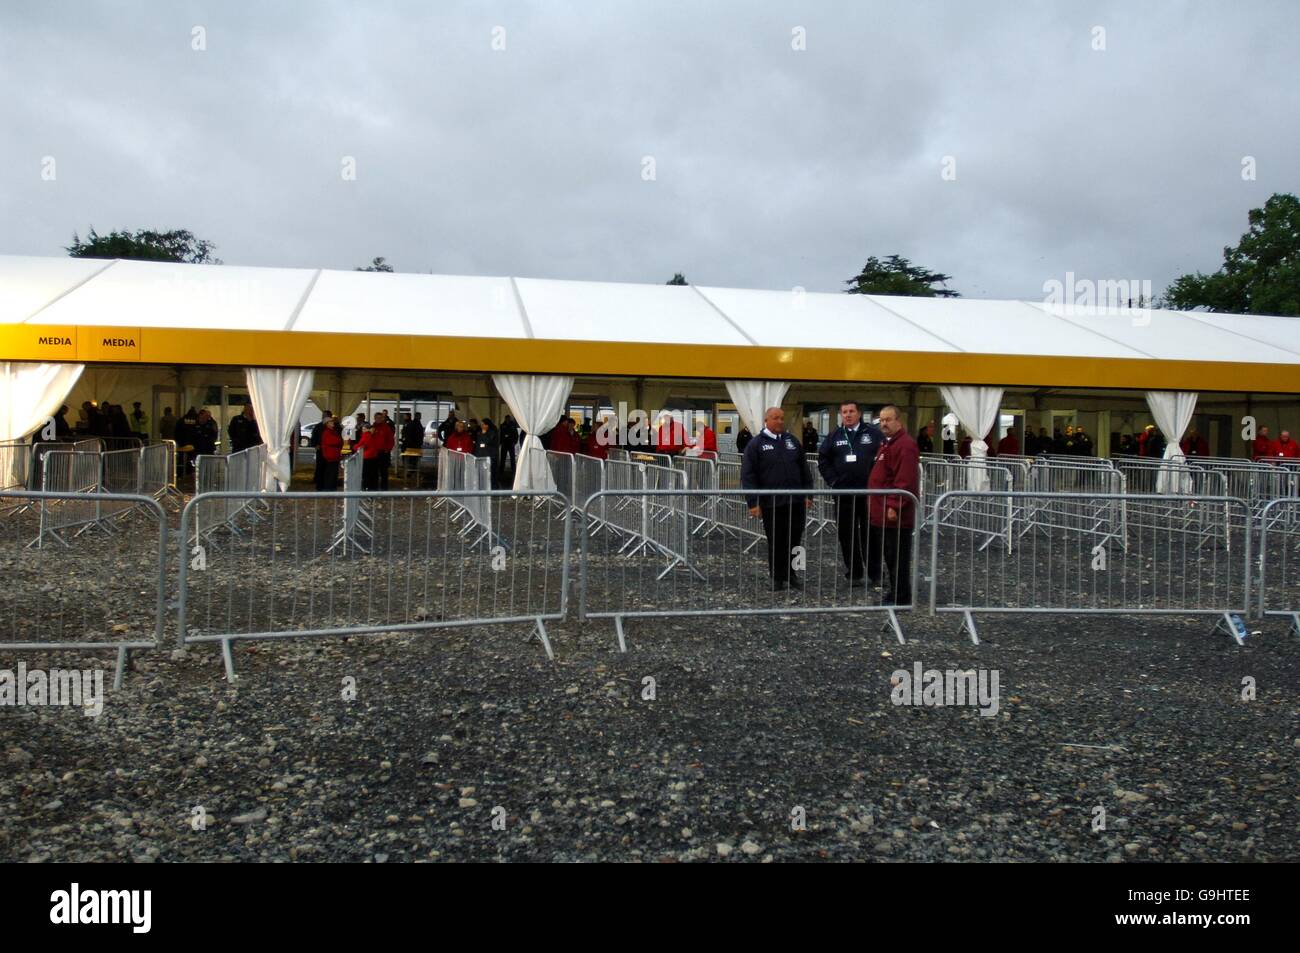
532, 619, 554, 660
1290, 613, 1300, 639
880, 609, 905, 646
1213, 612, 1246, 646
614, 616, 627, 653
961, 610, 980, 646
221, 638, 238, 680
113, 646, 128, 691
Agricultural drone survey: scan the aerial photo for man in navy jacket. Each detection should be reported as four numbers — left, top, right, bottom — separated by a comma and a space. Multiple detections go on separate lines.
818, 400, 883, 586
741, 407, 813, 590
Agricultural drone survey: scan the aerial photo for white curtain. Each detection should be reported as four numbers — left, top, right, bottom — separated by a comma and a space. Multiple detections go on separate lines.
725, 381, 790, 434
939, 385, 1004, 490
2, 361, 85, 441
1146, 390, 1197, 494
246, 368, 315, 492
492, 373, 573, 492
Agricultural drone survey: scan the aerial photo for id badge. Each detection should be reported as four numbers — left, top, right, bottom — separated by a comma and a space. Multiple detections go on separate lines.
845, 453, 857, 463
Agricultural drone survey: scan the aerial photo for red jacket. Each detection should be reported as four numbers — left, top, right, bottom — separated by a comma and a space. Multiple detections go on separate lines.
868, 428, 920, 528
354, 430, 382, 460
1180, 435, 1209, 457
320, 427, 343, 463
1252, 435, 1272, 459
1268, 438, 1300, 459
580, 433, 608, 459
376, 420, 396, 453
548, 425, 580, 455
997, 434, 1020, 456
655, 421, 686, 455
689, 427, 718, 454
445, 431, 474, 454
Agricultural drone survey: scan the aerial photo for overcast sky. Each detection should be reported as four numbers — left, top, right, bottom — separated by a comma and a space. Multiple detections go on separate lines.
2, 0, 1297, 300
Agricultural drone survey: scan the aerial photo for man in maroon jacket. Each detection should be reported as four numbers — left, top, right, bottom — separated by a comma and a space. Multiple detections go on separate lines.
867, 404, 920, 605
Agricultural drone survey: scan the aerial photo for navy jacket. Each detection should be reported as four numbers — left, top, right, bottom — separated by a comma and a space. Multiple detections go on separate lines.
741, 429, 812, 508
817, 422, 883, 488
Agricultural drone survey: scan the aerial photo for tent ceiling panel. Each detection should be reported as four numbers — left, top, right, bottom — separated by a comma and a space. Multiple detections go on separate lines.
694, 286, 952, 353
514, 277, 751, 345
864, 296, 1150, 359
25, 259, 316, 330
294, 270, 526, 337
0, 255, 116, 324
1176, 310, 1300, 358
1034, 302, 1300, 363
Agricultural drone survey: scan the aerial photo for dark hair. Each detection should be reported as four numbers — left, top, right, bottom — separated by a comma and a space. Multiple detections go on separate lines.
839, 400, 862, 411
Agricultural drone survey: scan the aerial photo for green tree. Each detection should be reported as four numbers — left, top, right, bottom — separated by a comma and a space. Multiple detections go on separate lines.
357, 257, 395, 272
845, 255, 959, 297
67, 227, 219, 263
1163, 193, 1300, 316
666, 273, 688, 285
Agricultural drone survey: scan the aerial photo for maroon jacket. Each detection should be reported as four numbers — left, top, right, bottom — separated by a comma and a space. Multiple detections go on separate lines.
868, 428, 921, 528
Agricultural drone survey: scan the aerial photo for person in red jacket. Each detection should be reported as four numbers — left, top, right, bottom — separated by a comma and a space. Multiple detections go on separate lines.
353, 423, 383, 491
1180, 428, 1209, 458
1252, 426, 1272, 460
867, 404, 920, 606
1268, 430, 1300, 459
374, 411, 397, 490
316, 416, 343, 491
444, 419, 475, 454
996, 428, 1020, 456
580, 428, 608, 459
547, 416, 581, 455
655, 413, 686, 455
687, 419, 718, 456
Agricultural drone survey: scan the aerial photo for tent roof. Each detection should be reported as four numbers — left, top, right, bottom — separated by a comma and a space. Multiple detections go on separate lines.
1, 254, 1297, 392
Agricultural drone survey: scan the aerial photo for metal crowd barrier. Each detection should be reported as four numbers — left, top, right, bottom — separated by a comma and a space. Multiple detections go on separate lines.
178, 489, 570, 676
1257, 498, 1300, 637
920, 458, 1015, 552
1022, 460, 1127, 547
193, 444, 268, 545
929, 491, 1251, 645
0, 489, 167, 688
1191, 458, 1298, 528
713, 460, 766, 548
327, 451, 373, 554
673, 454, 719, 533
580, 488, 920, 650
140, 440, 181, 507
436, 448, 495, 545
32, 449, 126, 546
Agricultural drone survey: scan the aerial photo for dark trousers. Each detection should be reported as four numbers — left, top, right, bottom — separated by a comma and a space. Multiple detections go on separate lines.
378, 453, 390, 490
761, 502, 806, 585
878, 523, 914, 604
362, 457, 379, 491
499, 443, 517, 480
318, 460, 339, 491
835, 495, 881, 581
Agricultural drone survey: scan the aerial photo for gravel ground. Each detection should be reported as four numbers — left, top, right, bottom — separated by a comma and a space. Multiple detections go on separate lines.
3, 610, 1296, 863
1, 485, 1296, 863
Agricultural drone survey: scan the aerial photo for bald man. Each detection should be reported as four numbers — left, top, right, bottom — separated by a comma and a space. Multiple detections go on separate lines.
740, 407, 813, 591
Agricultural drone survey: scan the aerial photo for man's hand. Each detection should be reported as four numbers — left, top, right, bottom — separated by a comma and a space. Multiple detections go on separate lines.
886, 506, 898, 523
748, 505, 761, 518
